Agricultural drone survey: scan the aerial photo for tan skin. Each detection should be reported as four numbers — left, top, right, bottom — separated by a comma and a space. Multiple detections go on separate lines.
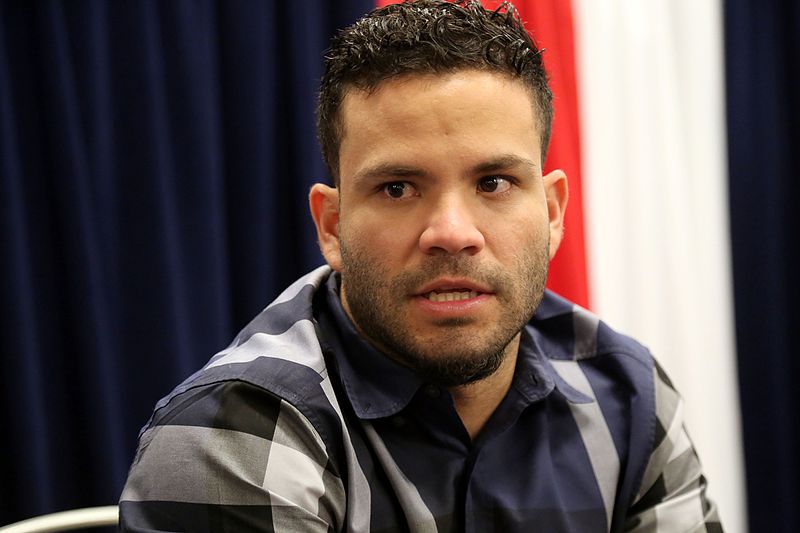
310, 70, 568, 439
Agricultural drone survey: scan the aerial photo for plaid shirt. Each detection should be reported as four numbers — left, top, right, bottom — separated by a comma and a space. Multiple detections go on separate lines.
120, 266, 722, 532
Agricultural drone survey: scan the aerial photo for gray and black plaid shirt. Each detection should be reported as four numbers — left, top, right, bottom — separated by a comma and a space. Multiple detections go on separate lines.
120, 266, 722, 532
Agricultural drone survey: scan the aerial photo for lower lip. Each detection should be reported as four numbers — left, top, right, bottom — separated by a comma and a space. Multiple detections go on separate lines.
413, 293, 492, 316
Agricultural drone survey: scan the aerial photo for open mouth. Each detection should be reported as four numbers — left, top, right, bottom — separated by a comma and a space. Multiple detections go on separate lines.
425, 290, 480, 302
416, 277, 492, 305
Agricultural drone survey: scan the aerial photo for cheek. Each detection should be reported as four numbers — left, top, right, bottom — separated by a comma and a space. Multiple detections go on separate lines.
486, 211, 550, 251
341, 217, 384, 251
345, 211, 420, 255
340, 221, 394, 272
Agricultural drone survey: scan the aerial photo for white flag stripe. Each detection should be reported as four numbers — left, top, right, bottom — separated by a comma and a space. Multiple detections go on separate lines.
574, 1, 746, 531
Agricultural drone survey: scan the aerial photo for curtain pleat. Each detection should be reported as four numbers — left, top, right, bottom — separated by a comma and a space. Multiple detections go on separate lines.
0, 0, 373, 523
725, 0, 800, 531
0, 6, 55, 514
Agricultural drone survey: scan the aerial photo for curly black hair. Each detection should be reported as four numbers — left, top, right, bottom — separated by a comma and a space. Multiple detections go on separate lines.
317, 0, 553, 185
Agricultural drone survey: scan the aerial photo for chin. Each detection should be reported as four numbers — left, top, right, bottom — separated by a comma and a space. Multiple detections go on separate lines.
395, 345, 508, 388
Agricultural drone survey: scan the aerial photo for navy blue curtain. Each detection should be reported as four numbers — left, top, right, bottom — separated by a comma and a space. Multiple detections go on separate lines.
725, 0, 800, 531
0, 0, 372, 524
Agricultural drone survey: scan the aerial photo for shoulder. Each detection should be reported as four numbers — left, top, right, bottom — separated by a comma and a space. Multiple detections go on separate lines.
121, 378, 347, 531
120, 267, 349, 530
528, 291, 660, 514
529, 291, 661, 447
139, 265, 347, 455
531, 290, 655, 382
529, 291, 720, 528
126, 380, 336, 498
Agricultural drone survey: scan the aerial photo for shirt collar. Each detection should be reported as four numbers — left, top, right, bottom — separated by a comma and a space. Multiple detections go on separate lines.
317, 274, 592, 421
319, 273, 423, 419
518, 324, 594, 405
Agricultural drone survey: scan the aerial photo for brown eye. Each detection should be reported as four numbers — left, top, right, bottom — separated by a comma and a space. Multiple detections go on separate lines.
383, 182, 417, 199
478, 176, 512, 194
385, 182, 407, 198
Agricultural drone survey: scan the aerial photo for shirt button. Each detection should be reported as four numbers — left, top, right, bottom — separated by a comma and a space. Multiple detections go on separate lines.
424, 385, 441, 398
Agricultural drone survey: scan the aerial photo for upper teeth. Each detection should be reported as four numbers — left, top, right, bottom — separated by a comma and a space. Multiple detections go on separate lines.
427, 290, 478, 302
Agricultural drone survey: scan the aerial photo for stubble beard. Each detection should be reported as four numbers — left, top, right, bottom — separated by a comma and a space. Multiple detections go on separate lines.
339, 239, 550, 388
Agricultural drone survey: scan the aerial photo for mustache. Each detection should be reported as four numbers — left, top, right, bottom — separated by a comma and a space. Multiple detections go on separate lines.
393, 257, 508, 292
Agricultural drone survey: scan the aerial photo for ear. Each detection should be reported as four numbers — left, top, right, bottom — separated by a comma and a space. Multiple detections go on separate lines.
543, 169, 569, 259
309, 183, 343, 271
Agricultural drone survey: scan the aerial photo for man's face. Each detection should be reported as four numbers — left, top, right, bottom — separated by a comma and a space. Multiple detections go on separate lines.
311, 70, 567, 387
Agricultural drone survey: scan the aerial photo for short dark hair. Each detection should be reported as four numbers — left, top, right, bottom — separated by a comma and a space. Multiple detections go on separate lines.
317, 0, 553, 185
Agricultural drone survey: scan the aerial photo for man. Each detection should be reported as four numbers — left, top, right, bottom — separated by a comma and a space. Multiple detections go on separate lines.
120, 1, 721, 531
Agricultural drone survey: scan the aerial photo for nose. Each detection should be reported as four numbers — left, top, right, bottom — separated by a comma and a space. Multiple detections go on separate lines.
418, 194, 485, 255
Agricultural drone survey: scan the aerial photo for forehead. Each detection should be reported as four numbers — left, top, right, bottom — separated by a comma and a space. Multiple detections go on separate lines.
341, 69, 537, 124
337, 70, 542, 178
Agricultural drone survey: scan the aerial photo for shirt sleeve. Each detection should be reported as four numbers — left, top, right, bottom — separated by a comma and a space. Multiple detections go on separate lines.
119, 380, 346, 532
623, 361, 723, 532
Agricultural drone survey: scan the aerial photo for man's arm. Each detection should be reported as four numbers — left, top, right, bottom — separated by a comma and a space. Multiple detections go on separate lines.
624, 361, 722, 532
119, 380, 345, 532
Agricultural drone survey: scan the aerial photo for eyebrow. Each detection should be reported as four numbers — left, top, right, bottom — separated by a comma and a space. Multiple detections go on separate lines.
351, 163, 430, 185
351, 153, 539, 185
470, 154, 539, 175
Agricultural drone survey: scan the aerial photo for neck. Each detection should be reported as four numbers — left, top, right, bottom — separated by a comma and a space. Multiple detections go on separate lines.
448, 334, 520, 440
